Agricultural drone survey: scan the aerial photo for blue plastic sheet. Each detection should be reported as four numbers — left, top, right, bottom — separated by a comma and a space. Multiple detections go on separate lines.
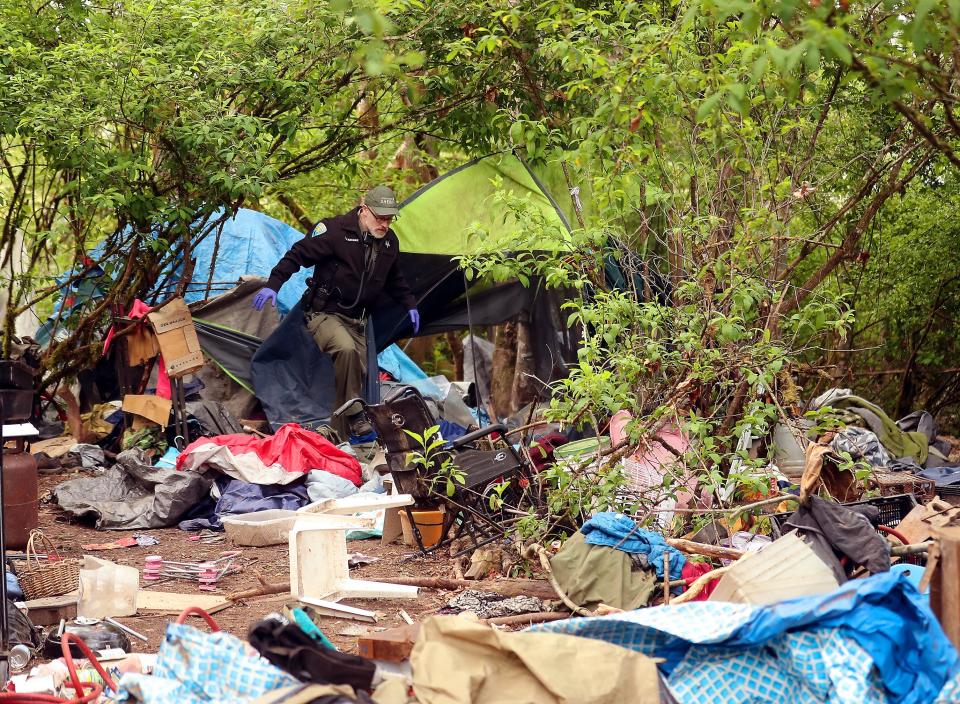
581, 511, 685, 580
532, 571, 959, 704
377, 343, 429, 383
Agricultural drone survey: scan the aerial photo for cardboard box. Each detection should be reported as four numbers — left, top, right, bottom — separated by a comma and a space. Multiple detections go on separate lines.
147, 298, 204, 378
123, 394, 172, 427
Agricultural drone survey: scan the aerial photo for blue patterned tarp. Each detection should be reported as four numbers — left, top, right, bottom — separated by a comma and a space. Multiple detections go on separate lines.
116, 623, 297, 704
531, 571, 958, 704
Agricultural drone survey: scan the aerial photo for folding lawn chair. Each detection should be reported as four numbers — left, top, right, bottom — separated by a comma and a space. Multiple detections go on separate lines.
335, 386, 534, 556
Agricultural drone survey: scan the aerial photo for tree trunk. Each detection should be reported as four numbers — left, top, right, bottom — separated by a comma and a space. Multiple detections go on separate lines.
511, 318, 538, 409
491, 322, 517, 419
446, 331, 464, 380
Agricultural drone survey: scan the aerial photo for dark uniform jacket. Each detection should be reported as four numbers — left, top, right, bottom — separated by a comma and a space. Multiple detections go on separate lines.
265, 208, 417, 320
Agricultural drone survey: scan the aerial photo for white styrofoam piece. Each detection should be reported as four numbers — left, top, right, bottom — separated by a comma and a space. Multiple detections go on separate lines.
289, 518, 418, 602
222, 510, 374, 547
297, 494, 415, 515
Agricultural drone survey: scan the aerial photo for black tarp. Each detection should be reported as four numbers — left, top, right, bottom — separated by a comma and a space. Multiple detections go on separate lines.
250, 302, 379, 430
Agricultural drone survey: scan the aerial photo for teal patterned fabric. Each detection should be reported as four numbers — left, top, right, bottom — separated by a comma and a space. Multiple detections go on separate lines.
532, 572, 958, 704
116, 623, 297, 703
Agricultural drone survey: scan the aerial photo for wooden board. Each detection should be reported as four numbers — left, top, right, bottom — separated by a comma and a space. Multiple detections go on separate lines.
357, 623, 420, 662
23, 594, 79, 626
896, 500, 960, 545
136, 590, 231, 615
931, 526, 960, 650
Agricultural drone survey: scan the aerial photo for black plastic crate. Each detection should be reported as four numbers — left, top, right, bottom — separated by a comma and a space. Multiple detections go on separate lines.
0, 360, 34, 391
0, 388, 33, 422
939, 485, 960, 499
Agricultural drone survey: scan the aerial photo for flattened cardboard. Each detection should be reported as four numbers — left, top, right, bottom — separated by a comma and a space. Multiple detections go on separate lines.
123, 394, 172, 427
123, 321, 159, 366
146, 298, 204, 378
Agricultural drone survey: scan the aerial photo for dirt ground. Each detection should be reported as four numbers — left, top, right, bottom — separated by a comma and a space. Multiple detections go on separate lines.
31, 471, 465, 655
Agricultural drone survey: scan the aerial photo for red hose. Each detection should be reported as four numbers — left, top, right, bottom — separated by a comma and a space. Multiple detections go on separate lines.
878, 524, 910, 546
175, 607, 221, 632
0, 632, 113, 703
0, 608, 219, 701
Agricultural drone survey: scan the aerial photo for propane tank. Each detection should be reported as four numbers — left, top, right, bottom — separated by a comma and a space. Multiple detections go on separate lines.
3, 442, 38, 550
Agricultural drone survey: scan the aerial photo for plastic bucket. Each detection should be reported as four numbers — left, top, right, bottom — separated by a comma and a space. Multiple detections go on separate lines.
554, 436, 611, 460
401, 509, 445, 548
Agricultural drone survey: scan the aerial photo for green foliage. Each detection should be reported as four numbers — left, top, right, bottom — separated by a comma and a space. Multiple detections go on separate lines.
404, 425, 465, 499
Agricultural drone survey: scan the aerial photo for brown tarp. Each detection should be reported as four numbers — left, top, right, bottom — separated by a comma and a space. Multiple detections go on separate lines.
400, 615, 661, 704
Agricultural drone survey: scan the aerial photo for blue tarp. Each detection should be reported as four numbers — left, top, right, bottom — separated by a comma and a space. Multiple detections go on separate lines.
581, 511, 686, 581
181, 209, 310, 312
531, 571, 959, 704
36, 209, 312, 346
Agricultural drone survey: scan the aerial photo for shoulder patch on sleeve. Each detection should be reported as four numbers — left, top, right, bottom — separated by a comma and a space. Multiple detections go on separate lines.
312, 222, 327, 236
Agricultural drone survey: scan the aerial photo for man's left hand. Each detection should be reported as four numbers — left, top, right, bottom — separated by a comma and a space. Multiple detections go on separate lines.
408, 309, 420, 335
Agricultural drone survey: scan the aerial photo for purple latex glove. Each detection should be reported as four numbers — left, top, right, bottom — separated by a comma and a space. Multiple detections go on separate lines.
408, 309, 420, 335
252, 287, 277, 311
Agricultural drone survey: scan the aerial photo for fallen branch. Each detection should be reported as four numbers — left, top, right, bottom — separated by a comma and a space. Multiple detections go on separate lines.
671, 564, 734, 604
227, 575, 563, 602
484, 611, 571, 627
227, 573, 289, 601
666, 538, 744, 561
387, 576, 559, 601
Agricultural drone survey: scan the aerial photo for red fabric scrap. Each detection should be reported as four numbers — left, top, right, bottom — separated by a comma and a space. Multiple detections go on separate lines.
177, 423, 363, 486
681, 561, 721, 601
103, 299, 171, 400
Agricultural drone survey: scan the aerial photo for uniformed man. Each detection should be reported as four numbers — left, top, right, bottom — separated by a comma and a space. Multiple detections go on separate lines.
251, 185, 419, 436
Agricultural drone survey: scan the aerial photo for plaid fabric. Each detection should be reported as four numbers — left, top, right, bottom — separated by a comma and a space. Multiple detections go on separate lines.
534, 608, 888, 704
531, 574, 956, 704
935, 672, 960, 704
669, 629, 887, 704
116, 623, 297, 704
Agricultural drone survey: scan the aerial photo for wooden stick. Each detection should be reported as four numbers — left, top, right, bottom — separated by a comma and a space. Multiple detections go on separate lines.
534, 545, 589, 616
227, 580, 289, 601
671, 564, 734, 604
484, 611, 571, 627
387, 576, 560, 601
666, 538, 744, 561
891, 542, 932, 556
662, 552, 671, 605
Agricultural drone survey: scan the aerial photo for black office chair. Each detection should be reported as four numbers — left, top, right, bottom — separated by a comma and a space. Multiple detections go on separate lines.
335, 386, 533, 555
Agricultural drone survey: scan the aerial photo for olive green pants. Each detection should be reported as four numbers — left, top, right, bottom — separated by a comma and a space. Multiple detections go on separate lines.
306, 312, 366, 436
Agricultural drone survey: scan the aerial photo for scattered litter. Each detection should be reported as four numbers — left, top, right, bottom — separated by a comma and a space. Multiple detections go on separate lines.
347, 552, 378, 568
81, 533, 158, 550
142, 552, 241, 590
445, 589, 547, 620
337, 624, 378, 638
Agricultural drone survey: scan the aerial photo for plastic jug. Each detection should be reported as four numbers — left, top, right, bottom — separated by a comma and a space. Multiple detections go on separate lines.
77, 556, 138, 619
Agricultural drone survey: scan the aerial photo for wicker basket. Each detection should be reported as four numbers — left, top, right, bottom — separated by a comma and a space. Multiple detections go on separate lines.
16, 530, 80, 601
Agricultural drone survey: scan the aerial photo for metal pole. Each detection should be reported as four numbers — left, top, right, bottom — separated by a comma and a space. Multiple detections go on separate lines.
0, 394, 10, 684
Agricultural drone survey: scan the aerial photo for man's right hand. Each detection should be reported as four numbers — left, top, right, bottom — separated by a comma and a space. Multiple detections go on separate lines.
252, 287, 278, 311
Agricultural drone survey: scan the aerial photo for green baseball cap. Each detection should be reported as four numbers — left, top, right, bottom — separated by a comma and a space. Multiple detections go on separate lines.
363, 185, 399, 217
